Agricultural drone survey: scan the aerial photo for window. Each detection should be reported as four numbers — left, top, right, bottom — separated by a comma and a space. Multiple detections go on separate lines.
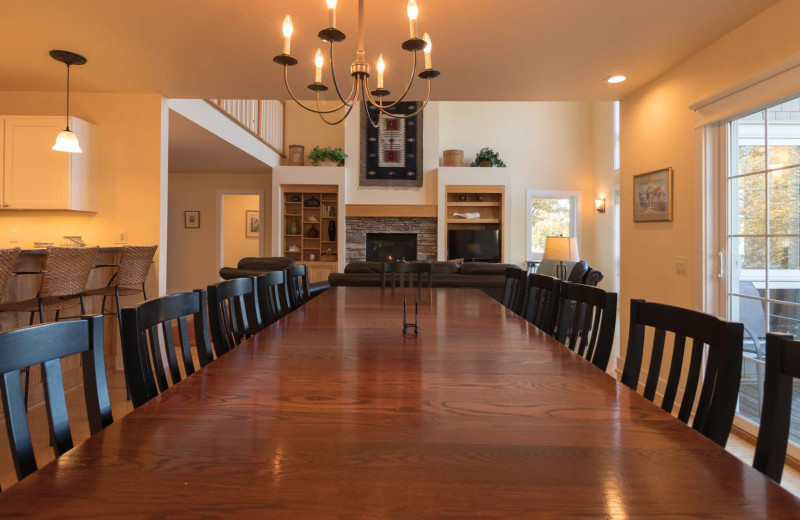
526, 191, 579, 260
728, 98, 800, 444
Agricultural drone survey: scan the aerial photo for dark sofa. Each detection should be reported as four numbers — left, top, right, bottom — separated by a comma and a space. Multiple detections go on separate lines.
219, 257, 331, 298
328, 260, 521, 301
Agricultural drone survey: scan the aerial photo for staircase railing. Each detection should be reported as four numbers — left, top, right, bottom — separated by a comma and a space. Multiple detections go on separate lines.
207, 99, 285, 156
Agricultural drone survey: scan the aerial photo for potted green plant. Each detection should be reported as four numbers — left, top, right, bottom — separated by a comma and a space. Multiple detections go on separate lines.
471, 147, 506, 167
309, 146, 348, 166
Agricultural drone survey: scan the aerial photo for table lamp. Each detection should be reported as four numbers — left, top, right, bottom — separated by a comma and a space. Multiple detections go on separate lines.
542, 236, 580, 281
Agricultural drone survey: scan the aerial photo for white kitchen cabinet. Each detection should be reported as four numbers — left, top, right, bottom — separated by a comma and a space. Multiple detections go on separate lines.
1, 116, 98, 211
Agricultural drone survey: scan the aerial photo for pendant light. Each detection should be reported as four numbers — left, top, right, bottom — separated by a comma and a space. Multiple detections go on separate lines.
49, 50, 87, 153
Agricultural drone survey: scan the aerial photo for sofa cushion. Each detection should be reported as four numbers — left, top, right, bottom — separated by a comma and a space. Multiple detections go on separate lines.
237, 257, 296, 271
344, 261, 383, 274
430, 260, 460, 275
460, 263, 520, 276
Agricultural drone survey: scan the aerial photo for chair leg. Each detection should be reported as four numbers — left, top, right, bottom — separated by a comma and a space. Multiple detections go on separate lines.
79, 294, 86, 315
115, 288, 131, 402
55, 310, 60, 321
38, 300, 45, 324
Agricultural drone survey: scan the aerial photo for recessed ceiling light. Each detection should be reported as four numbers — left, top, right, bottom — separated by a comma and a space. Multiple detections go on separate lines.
606, 75, 627, 84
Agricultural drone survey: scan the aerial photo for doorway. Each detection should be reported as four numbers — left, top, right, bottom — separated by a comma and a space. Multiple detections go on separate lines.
217, 190, 265, 277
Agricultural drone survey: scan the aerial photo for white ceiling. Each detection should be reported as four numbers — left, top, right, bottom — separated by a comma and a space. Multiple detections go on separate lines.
0, 0, 780, 101
168, 111, 271, 174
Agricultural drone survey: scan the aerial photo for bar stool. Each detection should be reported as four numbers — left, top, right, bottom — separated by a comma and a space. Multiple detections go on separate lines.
0, 246, 99, 405
0, 247, 22, 331
84, 245, 157, 332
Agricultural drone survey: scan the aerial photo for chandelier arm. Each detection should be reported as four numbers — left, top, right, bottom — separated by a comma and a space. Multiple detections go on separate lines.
364, 51, 418, 111
328, 41, 356, 106
283, 66, 351, 115
315, 84, 359, 126
372, 80, 431, 120
362, 79, 383, 129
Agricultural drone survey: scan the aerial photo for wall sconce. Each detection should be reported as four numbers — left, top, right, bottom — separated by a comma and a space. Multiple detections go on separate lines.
595, 198, 606, 213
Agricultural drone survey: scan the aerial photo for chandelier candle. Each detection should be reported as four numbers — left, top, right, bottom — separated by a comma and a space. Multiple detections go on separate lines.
315, 49, 324, 83
282, 15, 293, 54
423, 33, 432, 69
377, 54, 385, 89
407, 0, 418, 38
326, 0, 337, 28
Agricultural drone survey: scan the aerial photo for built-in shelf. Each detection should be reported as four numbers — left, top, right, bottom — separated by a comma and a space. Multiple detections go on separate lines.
282, 186, 339, 268
447, 201, 501, 207
446, 218, 500, 224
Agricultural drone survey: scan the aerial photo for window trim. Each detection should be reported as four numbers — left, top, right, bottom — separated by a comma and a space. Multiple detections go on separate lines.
525, 190, 581, 261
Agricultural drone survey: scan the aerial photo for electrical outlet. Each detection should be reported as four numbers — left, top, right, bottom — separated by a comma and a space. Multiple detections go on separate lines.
113, 230, 128, 244
675, 256, 687, 274
10, 228, 19, 243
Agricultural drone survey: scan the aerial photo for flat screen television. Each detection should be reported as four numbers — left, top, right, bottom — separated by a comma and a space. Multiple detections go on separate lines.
447, 229, 501, 262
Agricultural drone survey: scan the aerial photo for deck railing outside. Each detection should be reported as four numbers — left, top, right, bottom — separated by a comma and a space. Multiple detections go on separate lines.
207, 99, 285, 156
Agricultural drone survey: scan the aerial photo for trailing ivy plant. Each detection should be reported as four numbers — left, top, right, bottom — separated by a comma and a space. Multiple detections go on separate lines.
309, 146, 348, 165
470, 147, 506, 167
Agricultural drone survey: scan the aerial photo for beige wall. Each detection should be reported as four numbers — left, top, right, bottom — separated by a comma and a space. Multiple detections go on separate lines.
282, 101, 345, 166
438, 101, 604, 267
0, 91, 165, 297
620, 0, 800, 362
167, 172, 271, 293
222, 194, 260, 268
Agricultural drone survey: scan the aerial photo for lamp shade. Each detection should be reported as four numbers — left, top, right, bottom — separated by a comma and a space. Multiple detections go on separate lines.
542, 236, 580, 262
52, 130, 82, 153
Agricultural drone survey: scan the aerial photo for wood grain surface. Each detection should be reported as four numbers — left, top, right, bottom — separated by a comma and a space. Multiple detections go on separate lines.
0, 287, 799, 518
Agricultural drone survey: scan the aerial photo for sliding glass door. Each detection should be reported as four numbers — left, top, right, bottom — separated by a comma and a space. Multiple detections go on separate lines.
728, 98, 800, 443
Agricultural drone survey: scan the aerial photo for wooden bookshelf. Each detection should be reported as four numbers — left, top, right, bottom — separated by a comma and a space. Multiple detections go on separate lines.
282, 184, 339, 281
445, 186, 504, 262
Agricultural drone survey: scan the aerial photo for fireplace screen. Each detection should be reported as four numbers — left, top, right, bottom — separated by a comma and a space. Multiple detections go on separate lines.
366, 233, 417, 262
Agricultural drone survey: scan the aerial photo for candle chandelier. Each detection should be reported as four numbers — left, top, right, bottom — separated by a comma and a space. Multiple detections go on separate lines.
273, 0, 440, 127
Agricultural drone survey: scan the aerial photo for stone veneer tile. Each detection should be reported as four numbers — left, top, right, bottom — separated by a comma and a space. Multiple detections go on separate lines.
345, 217, 437, 263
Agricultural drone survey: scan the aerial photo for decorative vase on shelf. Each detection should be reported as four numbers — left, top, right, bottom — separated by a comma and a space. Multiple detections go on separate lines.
288, 144, 304, 166
310, 253, 316, 261
305, 196, 320, 207
328, 220, 336, 242
306, 225, 319, 238
443, 149, 464, 167
287, 219, 299, 235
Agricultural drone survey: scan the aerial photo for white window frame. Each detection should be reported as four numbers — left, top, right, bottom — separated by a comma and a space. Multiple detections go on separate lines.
525, 190, 581, 261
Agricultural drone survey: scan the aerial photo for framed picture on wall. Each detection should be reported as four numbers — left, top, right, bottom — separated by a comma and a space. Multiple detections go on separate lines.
246, 210, 260, 237
633, 168, 673, 222
184, 210, 200, 228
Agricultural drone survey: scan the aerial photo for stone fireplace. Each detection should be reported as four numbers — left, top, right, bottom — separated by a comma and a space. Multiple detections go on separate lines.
346, 217, 437, 264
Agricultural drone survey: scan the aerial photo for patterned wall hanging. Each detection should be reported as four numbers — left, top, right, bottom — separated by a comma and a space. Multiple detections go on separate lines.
360, 101, 423, 187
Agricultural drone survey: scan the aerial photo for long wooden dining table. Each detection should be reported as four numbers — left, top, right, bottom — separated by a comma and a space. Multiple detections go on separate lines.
1, 286, 799, 517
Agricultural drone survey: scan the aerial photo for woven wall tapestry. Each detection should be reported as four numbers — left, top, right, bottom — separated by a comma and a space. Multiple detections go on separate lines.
360, 101, 423, 187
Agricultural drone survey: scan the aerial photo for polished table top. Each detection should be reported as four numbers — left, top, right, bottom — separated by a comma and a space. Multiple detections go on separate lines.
1, 287, 799, 517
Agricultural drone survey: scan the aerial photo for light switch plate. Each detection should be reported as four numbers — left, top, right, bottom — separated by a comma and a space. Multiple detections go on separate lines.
113, 230, 128, 244
675, 256, 687, 274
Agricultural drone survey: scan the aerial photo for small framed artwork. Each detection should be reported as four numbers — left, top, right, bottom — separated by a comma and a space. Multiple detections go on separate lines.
246, 210, 260, 237
184, 210, 200, 229
633, 167, 673, 222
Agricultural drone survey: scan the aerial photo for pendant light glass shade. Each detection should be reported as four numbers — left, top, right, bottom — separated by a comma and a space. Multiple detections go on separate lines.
52, 129, 82, 153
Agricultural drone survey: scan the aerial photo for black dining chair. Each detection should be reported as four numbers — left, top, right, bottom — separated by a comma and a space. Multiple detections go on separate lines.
120, 290, 215, 408
752, 333, 799, 483
621, 299, 744, 447
522, 273, 561, 335
255, 270, 288, 326
0, 315, 112, 487
502, 267, 528, 314
284, 265, 311, 310
554, 282, 617, 370
381, 262, 434, 288
208, 277, 261, 354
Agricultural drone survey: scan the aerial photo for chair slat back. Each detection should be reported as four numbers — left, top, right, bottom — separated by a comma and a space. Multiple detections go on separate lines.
621, 299, 744, 447
39, 246, 99, 297
0, 316, 111, 485
256, 271, 287, 326
285, 265, 311, 309
381, 262, 434, 289
502, 268, 527, 314
555, 283, 617, 371
116, 245, 157, 286
208, 277, 260, 355
522, 274, 561, 335
0, 247, 21, 299
753, 333, 800, 483
120, 290, 214, 408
